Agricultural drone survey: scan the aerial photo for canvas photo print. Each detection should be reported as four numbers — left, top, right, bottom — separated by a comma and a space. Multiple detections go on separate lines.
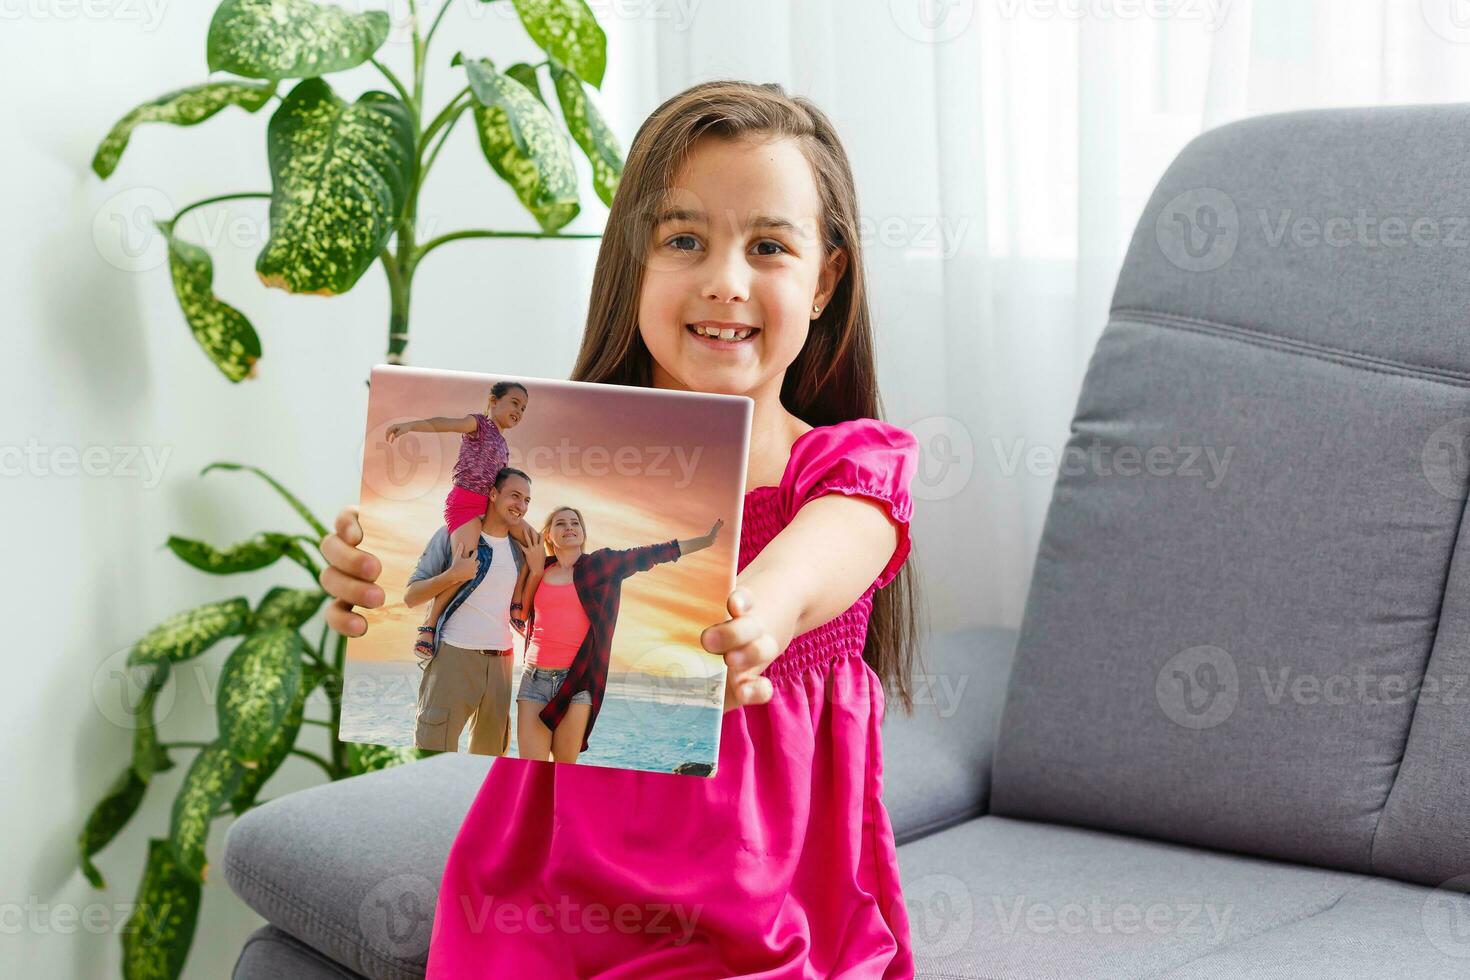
340, 365, 750, 777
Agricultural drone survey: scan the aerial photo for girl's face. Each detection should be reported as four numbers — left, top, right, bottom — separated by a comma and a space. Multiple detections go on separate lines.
546, 509, 585, 550
638, 135, 847, 400
489, 387, 527, 430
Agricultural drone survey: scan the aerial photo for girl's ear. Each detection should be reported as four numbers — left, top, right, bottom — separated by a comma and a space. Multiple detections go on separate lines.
816, 246, 849, 313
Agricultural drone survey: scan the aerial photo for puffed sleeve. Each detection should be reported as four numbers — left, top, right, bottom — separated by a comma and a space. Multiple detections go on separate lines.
777, 418, 920, 590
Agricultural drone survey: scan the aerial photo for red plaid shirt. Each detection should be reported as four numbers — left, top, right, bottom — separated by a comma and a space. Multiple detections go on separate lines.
524, 539, 683, 752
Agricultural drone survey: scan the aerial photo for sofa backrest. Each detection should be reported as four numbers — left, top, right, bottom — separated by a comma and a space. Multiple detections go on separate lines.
988, 105, 1470, 889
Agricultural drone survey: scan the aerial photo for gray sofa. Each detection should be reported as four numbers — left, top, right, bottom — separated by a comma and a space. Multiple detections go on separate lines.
224, 104, 1470, 978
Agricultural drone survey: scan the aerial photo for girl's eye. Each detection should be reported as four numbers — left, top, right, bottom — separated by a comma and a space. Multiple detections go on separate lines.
667, 233, 699, 252
753, 239, 787, 256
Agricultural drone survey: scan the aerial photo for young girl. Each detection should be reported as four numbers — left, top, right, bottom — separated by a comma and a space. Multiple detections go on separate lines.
384, 381, 538, 658
322, 79, 923, 977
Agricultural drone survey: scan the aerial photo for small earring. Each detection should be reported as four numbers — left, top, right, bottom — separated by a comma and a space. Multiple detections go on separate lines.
812, 304, 821, 314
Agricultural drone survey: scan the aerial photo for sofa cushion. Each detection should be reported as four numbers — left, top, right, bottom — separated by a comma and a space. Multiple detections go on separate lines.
990, 105, 1470, 875
222, 753, 490, 980
881, 626, 1016, 844
233, 925, 367, 980
897, 815, 1469, 980
1371, 498, 1470, 891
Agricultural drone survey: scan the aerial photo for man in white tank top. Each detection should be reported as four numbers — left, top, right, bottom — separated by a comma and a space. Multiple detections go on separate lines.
404, 469, 535, 755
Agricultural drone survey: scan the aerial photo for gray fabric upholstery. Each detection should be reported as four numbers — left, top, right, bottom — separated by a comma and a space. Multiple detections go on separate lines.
881, 626, 1017, 844
990, 104, 1470, 877
899, 816, 1470, 980
222, 752, 490, 980
1372, 494, 1470, 890
234, 925, 365, 980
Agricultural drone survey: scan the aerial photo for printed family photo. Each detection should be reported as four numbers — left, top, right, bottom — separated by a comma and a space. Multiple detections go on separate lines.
340, 365, 750, 776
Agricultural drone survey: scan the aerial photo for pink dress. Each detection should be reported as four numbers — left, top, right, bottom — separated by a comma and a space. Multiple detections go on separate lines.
425, 417, 921, 978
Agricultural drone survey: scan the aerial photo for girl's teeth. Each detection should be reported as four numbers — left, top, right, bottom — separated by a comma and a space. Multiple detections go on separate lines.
692, 324, 753, 340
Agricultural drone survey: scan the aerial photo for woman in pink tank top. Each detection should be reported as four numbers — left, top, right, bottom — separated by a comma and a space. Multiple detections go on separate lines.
513, 504, 723, 764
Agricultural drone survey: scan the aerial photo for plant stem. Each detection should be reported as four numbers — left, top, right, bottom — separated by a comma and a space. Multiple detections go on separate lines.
328, 633, 348, 775
419, 100, 471, 189
302, 718, 334, 729
173, 192, 270, 226
415, 229, 604, 264
289, 748, 336, 778
161, 740, 212, 750
420, 88, 472, 162
425, 0, 452, 48
371, 57, 415, 118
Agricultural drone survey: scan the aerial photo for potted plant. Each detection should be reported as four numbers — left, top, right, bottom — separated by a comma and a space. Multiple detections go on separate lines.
80, 2, 622, 976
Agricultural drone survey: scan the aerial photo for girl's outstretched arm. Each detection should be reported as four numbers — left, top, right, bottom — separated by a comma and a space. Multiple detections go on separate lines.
701, 496, 900, 709
385, 414, 477, 443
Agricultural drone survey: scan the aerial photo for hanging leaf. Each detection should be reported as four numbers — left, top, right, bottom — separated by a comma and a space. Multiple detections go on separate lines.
129, 598, 252, 667
121, 839, 201, 980
132, 661, 176, 782
200, 461, 328, 538
253, 587, 328, 631
165, 531, 300, 575
550, 61, 622, 208
207, 0, 390, 81
92, 80, 276, 179
505, 62, 548, 107
256, 78, 416, 295
157, 222, 261, 382
346, 741, 425, 775
507, 0, 606, 88
465, 58, 579, 233
217, 627, 305, 765
169, 743, 247, 881
230, 660, 317, 813
78, 768, 148, 889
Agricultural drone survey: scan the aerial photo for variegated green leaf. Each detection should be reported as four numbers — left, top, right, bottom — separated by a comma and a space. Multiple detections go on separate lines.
132, 661, 175, 782
466, 58, 579, 233
200, 461, 328, 538
230, 659, 317, 812
550, 61, 622, 208
217, 627, 305, 764
129, 598, 252, 666
169, 743, 247, 881
253, 587, 328, 631
157, 222, 261, 382
165, 531, 299, 575
121, 839, 201, 980
207, 0, 389, 81
78, 767, 148, 890
505, 62, 548, 106
256, 78, 415, 295
346, 741, 424, 775
507, 0, 606, 88
92, 80, 276, 179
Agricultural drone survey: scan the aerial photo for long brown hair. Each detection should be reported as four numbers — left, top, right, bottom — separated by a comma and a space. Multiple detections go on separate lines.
570, 80, 923, 715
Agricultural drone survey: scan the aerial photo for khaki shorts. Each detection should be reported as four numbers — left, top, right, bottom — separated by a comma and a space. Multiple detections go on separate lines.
414, 642, 513, 755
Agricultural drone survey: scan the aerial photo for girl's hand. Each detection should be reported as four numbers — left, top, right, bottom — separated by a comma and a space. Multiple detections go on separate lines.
384, 421, 415, 444
511, 517, 541, 551
701, 587, 788, 712
320, 507, 384, 637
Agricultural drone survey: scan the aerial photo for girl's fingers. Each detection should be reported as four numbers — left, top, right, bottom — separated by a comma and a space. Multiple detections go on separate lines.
319, 563, 384, 609
325, 598, 368, 638
334, 507, 363, 547
320, 531, 382, 584
724, 633, 778, 673
737, 676, 774, 706
700, 613, 763, 655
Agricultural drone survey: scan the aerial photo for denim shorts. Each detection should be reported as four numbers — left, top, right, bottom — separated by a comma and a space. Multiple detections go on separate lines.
517, 665, 591, 706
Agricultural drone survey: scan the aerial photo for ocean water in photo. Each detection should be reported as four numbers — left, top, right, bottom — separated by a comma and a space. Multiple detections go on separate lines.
339, 658, 722, 774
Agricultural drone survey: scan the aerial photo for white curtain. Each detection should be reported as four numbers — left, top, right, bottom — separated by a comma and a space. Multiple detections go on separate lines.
631, 0, 1470, 633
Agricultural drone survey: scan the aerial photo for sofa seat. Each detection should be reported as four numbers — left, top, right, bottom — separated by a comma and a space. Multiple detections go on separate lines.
898, 816, 1470, 979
